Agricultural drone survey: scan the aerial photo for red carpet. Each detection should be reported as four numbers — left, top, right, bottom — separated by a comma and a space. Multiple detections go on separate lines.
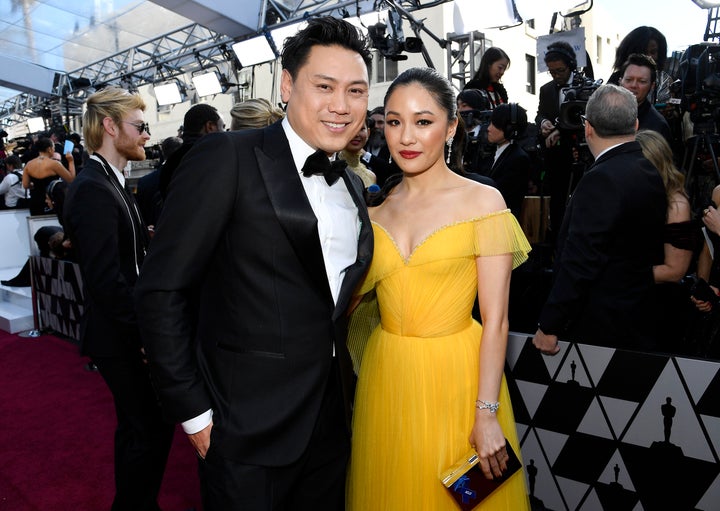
0, 330, 202, 511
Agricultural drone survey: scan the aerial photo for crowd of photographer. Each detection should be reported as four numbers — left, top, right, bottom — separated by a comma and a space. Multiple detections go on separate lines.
444, 25, 720, 359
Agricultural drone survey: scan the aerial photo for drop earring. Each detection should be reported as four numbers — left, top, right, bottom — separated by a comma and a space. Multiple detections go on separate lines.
446, 138, 453, 164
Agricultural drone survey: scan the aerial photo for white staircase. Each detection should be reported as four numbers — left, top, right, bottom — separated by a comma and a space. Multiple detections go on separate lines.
0, 266, 34, 334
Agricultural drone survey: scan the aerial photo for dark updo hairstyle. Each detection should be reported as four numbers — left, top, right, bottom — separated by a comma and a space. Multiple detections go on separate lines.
465, 47, 510, 102
384, 67, 465, 170
367, 68, 465, 206
613, 26, 667, 73
34, 137, 54, 154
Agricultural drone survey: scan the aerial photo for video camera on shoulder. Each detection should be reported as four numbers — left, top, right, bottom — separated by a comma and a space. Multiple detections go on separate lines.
557, 72, 603, 131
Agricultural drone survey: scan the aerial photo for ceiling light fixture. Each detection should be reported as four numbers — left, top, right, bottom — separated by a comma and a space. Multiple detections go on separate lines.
154, 82, 184, 106
231, 35, 276, 67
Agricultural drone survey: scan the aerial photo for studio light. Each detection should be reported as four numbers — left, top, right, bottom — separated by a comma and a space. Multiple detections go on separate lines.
269, 21, 307, 55
27, 117, 45, 133
192, 71, 223, 97
154, 82, 184, 106
232, 35, 276, 67
693, 0, 720, 8
346, 9, 389, 35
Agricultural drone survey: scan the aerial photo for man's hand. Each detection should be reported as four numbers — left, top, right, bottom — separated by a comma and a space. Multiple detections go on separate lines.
545, 129, 561, 148
540, 119, 556, 137
533, 328, 561, 356
188, 421, 213, 459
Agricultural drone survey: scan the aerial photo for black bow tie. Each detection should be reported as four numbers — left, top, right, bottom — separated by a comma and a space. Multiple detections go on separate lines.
301, 149, 346, 185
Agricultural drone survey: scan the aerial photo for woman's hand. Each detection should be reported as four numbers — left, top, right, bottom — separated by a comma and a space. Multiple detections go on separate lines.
469, 411, 509, 479
703, 205, 720, 236
691, 285, 719, 312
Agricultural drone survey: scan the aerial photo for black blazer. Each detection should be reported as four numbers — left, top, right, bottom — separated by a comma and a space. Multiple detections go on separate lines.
535, 80, 562, 128
135, 122, 373, 466
486, 143, 530, 218
538, 141, 667, 349
64, 157, 149, 358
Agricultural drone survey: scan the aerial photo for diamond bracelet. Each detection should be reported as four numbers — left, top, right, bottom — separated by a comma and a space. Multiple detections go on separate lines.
475, 400, 500, 413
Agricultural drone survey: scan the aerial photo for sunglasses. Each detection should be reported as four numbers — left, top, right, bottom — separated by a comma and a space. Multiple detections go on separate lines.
122, 121, 151, 136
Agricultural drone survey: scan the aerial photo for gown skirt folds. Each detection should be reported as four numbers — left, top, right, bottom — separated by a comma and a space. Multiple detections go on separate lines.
347, 210, 531, 510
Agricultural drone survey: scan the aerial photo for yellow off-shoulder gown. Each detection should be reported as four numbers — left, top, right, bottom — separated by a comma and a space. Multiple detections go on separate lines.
347, 210, 531, 511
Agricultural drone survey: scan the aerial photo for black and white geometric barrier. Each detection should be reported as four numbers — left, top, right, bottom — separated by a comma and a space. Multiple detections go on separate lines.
30, 256, 85, 342
506, 333, 720, 511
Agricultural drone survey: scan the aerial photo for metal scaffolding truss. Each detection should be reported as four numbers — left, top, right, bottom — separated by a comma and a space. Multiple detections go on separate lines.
0, 0, 452, 126
0, 23, 235, 123
68, 24, 233, 92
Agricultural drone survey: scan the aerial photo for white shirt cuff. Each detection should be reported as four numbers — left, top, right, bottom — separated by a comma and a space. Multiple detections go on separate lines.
181, 409, 213, 434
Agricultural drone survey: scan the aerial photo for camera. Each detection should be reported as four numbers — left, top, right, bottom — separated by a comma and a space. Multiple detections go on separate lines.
460, 109, 494, 171
677, 43, 720, 134
557, 72, 603, 131
679, 274, 719, 305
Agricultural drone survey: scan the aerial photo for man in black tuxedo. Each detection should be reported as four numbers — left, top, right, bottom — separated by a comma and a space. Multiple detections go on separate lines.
485, 103, 531, 218
135, 17, 373, 510
63, 87, 174, 511
533, 84, 666, 354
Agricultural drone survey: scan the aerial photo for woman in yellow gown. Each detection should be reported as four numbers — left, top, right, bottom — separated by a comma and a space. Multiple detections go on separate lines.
347, 67, 531, 510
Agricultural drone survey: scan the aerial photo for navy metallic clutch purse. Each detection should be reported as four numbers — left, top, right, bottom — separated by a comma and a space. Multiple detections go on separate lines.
440, 440, 521, 510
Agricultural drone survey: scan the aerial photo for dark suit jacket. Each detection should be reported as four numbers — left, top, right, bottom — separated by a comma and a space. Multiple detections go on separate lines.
486, 143, 530, 218
64, 157, 149, 357
535, 80, 562, 128
538, 141, 666, 349
135, 168, 160, 226
135, 122, 373, 466
638, 100, 672, 145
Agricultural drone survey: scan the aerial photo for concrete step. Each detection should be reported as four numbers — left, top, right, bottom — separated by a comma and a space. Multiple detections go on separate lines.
0, 266, 34, 334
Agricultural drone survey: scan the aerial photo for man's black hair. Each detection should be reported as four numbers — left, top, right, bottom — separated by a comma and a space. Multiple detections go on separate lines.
620, 53, 658, 84
182, 104, 220, 137
281, 16, 372, 79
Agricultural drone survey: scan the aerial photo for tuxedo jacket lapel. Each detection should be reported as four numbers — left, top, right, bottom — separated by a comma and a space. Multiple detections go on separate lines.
334, 170, 373, 320
254, 127, 333, 305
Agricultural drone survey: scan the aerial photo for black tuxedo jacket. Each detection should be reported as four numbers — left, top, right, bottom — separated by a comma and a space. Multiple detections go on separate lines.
538, 141, 667, 349
135, 121, 373, 466
535, 80, 562, 127
64, 157, 149, 358
486, 143, 530, 218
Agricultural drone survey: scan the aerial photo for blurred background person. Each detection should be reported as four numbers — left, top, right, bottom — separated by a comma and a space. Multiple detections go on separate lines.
340, 120, 376, 188
158, 103, 225, 199
457, 88, 494, 174
362, 106, 397, 186
686, 185, 720, 358
463, 46, 510, 108
22, 137, 75, 216
608, 26, 670, 104
229, 97, 284, 130
365, 105, 387, 158
637, 129, 698, 354
619, 54, 672, 146
0, 155, 28, 209
483, 103, 530, 218
535, 41, 579, 244
135, 135, 183, 227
